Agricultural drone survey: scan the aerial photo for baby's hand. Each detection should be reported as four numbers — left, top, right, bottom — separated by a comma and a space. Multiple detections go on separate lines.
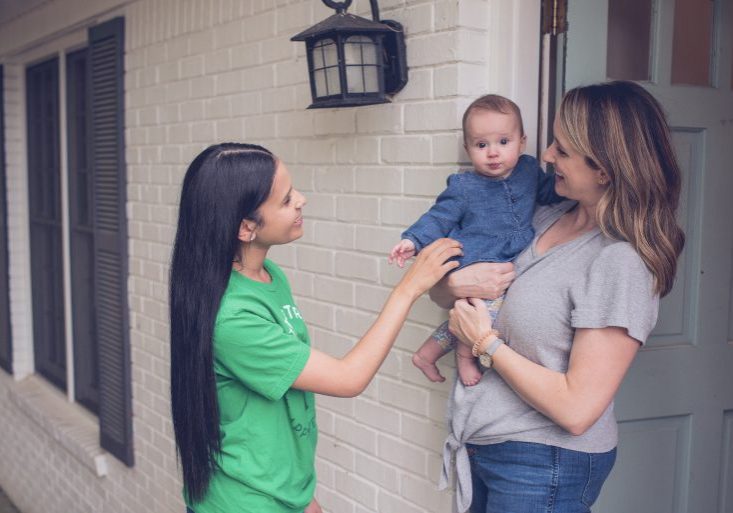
388, 239, 417, 268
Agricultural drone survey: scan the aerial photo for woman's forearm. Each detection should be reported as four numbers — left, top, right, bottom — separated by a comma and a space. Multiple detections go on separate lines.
339, 287, 417, 395
429, 276, 457, 308
294, 286, 417, 397
294, 238, 463, 397
429, 262, 516, 307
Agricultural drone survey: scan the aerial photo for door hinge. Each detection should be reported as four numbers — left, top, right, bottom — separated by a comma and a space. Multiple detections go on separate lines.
541, 0, 568, 36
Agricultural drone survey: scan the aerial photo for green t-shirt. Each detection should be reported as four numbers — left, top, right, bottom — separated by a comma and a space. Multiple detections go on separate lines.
188, 260, 316, 513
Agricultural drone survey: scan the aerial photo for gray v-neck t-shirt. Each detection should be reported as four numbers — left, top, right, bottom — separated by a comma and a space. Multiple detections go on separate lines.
440, 201, 660, 512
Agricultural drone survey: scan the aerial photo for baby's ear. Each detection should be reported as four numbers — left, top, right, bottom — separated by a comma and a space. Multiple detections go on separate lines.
520, 134, 527, 152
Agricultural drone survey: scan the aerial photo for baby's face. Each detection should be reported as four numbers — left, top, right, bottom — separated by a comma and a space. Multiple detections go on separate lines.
464, 110, 526, 179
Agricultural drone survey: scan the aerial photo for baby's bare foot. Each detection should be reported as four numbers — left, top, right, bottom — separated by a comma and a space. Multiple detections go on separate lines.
456, 355, 483, 386
412, 352, 446, 382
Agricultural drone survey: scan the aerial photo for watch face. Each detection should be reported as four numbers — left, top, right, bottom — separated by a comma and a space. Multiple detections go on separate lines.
478, 352, 493, 369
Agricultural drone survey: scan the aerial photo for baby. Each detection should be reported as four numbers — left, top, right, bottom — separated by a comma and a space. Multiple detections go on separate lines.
389, 94, 562, 386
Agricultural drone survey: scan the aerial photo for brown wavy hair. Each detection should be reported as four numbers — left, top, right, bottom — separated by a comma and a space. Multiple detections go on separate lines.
557, 81, 685, 296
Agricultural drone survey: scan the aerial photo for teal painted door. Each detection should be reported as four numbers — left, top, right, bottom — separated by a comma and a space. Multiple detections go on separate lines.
562, 1, 733, 511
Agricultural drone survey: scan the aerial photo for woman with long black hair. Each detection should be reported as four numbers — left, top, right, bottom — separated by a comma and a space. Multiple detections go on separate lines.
170, 143, 462, 513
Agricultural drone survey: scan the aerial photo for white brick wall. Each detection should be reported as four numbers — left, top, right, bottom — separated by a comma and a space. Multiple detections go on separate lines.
0, 0, 541, 512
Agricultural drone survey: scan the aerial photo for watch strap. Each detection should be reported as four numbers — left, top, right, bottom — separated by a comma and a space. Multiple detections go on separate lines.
486, 337, 505, 356
471, 329, 499, 357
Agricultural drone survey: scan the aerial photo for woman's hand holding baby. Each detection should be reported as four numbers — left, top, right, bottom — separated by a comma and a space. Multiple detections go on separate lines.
448, 298, 494, 349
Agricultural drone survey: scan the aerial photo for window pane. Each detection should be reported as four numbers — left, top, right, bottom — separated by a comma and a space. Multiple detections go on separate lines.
364, 65, 379, 92
607, 0, 653, 81
344, 35, 378, 65
312, 38, 338, 68
346, 65, 379, 93
346, 66, 365, 93
312, 43, 325, 69
26, 57, 66, 390
314, 69, 327, 97
311, 39, 340, 97
326, 66, 341, 95
67, 47, 99, 414
671, 0, 713, 86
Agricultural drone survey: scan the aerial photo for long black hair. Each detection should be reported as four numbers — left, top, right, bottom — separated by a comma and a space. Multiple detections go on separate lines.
169, 143, 277, 502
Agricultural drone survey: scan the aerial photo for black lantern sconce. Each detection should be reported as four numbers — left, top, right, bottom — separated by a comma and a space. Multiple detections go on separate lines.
291, 0, 408, 108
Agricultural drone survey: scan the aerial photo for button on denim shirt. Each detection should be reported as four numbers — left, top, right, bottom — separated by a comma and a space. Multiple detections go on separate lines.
402, 155, 563, 270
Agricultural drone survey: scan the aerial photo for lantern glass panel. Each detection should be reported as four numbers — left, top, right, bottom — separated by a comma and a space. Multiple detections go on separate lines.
344, 35, 378, 65
326, 66, 341, 95
343, 35, 380, 94
346, 65, 379, 93
311, 38, 341, 97
314, 69, 327, 97
313, 38, 339, 67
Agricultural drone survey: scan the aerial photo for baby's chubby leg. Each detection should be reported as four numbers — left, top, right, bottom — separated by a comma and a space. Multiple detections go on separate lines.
412, 322, 454, 383
455, 343, 482, 386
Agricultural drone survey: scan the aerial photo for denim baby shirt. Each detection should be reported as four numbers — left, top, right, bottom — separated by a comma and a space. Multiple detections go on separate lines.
402, 155, 562, 270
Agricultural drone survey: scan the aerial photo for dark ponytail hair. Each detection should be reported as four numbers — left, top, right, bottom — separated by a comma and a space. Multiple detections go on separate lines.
170, 143, 277, 502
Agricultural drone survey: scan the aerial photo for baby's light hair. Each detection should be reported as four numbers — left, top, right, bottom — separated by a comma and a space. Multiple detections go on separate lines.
462, 94, 525, 141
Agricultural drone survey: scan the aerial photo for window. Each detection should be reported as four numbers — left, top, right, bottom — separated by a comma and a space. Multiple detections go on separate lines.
20, 17, 133, 466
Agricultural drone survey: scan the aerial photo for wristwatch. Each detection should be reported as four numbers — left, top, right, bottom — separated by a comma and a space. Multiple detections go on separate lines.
477, 336, 505, 369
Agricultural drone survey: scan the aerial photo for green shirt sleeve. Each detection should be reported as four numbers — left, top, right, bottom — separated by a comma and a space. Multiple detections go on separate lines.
214, 308, 311, 401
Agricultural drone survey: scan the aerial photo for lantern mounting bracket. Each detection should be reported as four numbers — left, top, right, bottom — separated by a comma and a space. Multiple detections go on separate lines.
322, 0, 352, 14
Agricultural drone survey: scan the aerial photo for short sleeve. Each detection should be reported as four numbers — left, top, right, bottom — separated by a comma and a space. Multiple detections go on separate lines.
214, 309, 310, 401
571, 243, 660, 344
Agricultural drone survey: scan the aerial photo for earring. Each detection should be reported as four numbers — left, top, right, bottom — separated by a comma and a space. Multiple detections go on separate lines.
249, 232, 256, 242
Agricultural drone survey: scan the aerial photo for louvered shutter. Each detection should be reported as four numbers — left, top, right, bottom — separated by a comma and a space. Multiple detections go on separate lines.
89, 17, 133, 466
0, 65, 12, 373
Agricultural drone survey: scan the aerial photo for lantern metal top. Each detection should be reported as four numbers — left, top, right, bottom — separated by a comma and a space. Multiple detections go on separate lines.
291, 12, 395, 41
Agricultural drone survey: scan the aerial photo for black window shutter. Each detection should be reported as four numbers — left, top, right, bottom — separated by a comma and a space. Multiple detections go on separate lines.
89, 17, 133, 466
0, 65, 12, 374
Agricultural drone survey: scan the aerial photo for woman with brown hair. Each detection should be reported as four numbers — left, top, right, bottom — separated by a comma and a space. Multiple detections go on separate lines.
434, 81, 685, 513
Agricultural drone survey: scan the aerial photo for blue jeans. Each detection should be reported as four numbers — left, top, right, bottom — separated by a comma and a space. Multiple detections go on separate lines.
467, 441, 616, 513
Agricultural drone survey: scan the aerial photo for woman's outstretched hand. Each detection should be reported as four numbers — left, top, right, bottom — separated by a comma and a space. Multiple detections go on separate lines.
396, 238, 462, 301
449, 297, 493, 348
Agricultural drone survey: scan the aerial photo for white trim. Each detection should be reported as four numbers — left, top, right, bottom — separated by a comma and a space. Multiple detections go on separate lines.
5, 63, 34, 379
58, 48, 75, 402
486, 0, 542, 156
